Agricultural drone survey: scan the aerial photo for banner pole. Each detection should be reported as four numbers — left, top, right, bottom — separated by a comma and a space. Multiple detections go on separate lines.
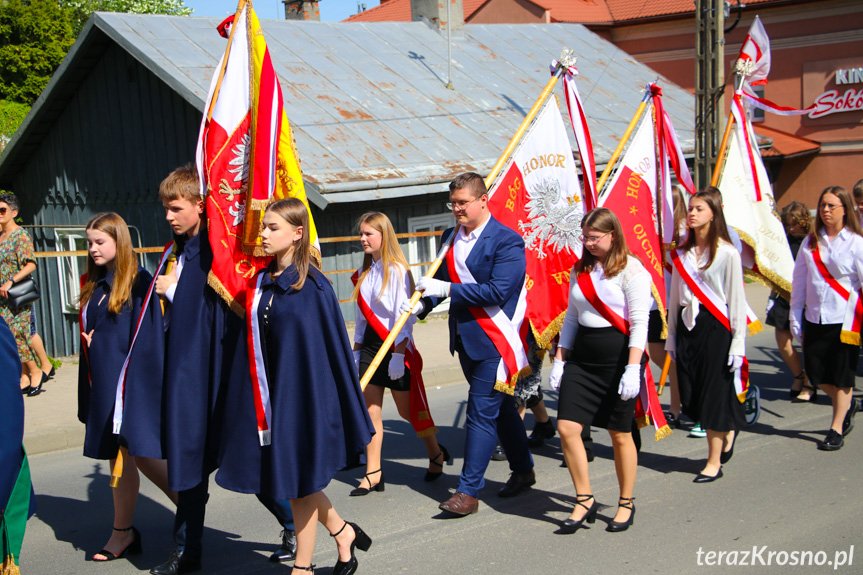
360, 51, 575, 391
710, 69, 749, 187
595, 89, 653, 198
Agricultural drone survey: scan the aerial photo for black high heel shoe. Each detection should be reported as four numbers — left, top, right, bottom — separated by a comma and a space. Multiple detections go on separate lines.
791, 382, 818, 404
331, 521, 372, 575
606, 497, 636, 532
92, 526, 142, 561
27, 372, 47, 397
557, 495, 597, 534
349, 469, 384, 496
21, 385, 32, 395
789, 371, 805, 398
44, 365, 56, 380
424, 443, 450, 482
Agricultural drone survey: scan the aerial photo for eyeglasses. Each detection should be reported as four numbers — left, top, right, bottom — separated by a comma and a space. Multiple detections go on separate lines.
446, 196, 482, 211
819, 203, 843, 212
581, 232, 610, 245
0, 208, 7, 215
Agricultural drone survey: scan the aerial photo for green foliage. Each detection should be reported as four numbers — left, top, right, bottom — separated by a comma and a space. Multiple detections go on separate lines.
0, 0, 76, 105
0, 99, 30, 148
62, 0, 193, 35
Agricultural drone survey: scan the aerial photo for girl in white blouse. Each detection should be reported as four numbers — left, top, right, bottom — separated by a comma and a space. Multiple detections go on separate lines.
350, 212, 448, 495
790, 186, 863, 451
549, 208, 651, 534
666, 189, 746, 483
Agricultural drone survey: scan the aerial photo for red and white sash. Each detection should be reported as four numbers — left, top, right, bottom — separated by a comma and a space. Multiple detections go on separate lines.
810, 236, 863, 346
576, 268, 672, 440
445, 247, 530, 394
246, 272, 273, 446
110, 242, 174, 435
671, 249, 750, 402
351, 271, 437, 437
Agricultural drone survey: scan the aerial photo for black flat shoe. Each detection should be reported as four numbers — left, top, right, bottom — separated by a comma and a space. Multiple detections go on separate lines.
93, 526, 142, 562
606, 497, 636, 532
720, 433, 737, 464
693, 468, 723, 483
818, 429, 844, 451
556, 495, 597, 534
349, 469, 384, 496
842, 399, 858, 437
269, 528, 297, 562
424, 444, 450, 482
664, 411, 681, 429
528, 418, 556, 447
331, 521, 372, 575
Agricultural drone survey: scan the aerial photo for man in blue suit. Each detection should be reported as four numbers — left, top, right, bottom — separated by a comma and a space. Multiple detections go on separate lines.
405, 172, 535, 516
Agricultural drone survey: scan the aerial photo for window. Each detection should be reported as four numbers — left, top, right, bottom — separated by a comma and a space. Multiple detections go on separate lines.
751, 85, 765, 123
407, 213, 455, 312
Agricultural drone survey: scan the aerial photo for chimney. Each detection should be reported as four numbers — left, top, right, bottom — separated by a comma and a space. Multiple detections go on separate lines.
411, 0, 464, 32
283, 0, 321, 21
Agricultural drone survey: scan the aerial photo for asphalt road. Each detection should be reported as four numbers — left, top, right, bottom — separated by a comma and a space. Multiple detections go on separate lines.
20, 326, 863, 575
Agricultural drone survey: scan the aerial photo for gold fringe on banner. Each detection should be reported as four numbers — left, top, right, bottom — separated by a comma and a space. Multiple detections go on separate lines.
494, 365, 533, 395
416, 426, 439, 438
533, 312, 566, 351
654, 424, 673, 441
2, 556, 21, 575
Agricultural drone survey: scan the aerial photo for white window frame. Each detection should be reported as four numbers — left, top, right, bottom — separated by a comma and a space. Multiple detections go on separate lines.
407, 212, 455, 313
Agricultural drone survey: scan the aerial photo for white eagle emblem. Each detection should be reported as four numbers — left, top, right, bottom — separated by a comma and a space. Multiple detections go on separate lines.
518, 177, 583, 258
228, 133, 251, 184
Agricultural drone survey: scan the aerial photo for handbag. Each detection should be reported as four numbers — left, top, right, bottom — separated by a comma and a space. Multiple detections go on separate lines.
7, 276, 40, 308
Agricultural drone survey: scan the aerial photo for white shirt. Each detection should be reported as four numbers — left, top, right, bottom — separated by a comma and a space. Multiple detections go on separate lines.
452, 215, 491, 267
164, 251, 185, 303
558, 256, 652, 353
790, 228, 863, 332
666, 241, 746, 356
353, 259, 415, 346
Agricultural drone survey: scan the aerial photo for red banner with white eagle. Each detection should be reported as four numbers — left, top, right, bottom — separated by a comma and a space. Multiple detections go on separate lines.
196, 0, 319, 315
487, 97, 586, 349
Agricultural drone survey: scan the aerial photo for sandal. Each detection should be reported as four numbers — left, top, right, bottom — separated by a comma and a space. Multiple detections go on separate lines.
92, 526, 142, 561
349, 469, 384, 496
424, 443, 450, 482
789, 371, 806, 398
791, 382, 818, 404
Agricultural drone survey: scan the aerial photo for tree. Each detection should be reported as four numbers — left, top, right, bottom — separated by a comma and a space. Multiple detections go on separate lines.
62, 0, 193, 35
0, 0, 76, 105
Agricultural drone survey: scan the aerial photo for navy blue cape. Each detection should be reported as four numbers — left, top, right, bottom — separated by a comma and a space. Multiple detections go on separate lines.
216, 264, 373, 500
162, 232, 240, 492
77, 267, 165, 460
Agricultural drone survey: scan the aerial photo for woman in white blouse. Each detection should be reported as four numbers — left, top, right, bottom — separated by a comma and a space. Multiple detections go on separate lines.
549, 208, 650, 534
350, 212, 448, 496
790, 186, 863, 451
666, 189, 746, 483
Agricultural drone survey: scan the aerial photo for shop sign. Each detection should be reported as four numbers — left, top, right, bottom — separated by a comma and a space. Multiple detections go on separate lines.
809, 66, 863, 118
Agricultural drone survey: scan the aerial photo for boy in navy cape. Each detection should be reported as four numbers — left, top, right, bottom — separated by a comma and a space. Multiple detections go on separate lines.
149, 165, 296, 575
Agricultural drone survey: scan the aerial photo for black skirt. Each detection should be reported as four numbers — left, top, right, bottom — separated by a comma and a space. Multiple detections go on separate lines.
559, 326, 639, 432
764, 293, 790, 330
675, 306, 745, 432
359, 324, 411, 392
803, 320, 861, 389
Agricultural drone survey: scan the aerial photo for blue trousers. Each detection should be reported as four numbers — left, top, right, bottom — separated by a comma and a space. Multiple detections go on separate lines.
456, 346, 533, 498
173, 480, 294, 557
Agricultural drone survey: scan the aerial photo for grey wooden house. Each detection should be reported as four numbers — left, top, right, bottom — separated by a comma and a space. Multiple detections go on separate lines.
0, 11, 695, 356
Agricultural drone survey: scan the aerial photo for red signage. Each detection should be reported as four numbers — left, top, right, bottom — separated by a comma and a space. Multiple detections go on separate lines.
809, 88, 863, 119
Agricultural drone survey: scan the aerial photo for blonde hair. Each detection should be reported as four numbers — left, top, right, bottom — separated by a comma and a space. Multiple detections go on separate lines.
264, 198, 319, 291
78, 213, 138, 315
158, 163, 201, 204
574, 208, 632, 279
351, 212, 414, 302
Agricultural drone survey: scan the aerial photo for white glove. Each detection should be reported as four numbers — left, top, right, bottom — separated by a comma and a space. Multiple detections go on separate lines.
790, 322, 803, 344
727, 354, 743, 372
399, 299, 425, 316
618, 364, 641, 401
548, 358, 565, 392
417, 277, 450, 298
352, 350, 361, 371
388, 352, 405, 380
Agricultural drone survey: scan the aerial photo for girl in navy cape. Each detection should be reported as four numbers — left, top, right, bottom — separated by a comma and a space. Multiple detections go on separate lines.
77, 213, 176, 562
216, 198, 374, 575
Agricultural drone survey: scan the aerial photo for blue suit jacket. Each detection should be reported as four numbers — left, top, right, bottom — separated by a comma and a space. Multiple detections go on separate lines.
420, 216, 526, 361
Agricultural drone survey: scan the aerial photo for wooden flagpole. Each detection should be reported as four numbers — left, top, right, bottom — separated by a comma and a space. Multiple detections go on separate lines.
359, 51, 577, 391
595, 88, 653, 198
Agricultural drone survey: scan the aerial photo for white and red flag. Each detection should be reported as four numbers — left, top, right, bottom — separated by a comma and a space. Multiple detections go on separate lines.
599, 105, 667, 317
196, 0, 319, 315
553, 61, 598, 212
487, 97, 585, 350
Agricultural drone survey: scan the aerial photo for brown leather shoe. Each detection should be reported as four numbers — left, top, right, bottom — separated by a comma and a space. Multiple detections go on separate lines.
438, 492, 479, 516
497, 469, 536, 498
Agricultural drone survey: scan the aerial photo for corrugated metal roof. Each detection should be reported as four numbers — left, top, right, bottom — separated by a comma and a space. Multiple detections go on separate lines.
0, 13, 695, 203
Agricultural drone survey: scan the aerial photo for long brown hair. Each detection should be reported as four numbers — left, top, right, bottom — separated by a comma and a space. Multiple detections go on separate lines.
574, 208, 631, 279
78, 213, 138, 314
679, 187, 733, 270
265, 198, 319, 291
672, 185, 687, 246
351, 212, 414, 302
814, 186, 863, 238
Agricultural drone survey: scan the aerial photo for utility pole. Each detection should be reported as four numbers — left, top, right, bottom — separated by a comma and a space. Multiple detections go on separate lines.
694, 0, 725, 188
